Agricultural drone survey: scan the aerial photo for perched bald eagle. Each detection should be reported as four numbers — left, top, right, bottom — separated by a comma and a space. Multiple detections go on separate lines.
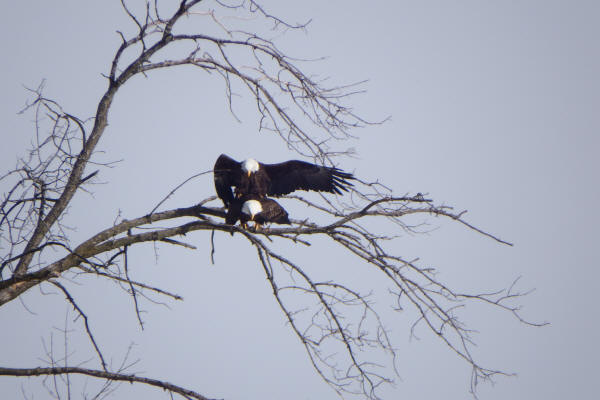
213, 154, 355, 208
225, 195, 290, 230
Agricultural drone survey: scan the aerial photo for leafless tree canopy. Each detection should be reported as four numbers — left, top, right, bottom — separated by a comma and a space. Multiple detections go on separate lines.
0, 1, 545, 399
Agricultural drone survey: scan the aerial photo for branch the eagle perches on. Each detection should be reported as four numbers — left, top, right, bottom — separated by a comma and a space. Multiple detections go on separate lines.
0, 1, 545, 399
0, 186, 528, 398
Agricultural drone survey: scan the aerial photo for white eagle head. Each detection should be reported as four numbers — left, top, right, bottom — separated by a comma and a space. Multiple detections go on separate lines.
242, 199, 262, 219
241, 158, 260, 177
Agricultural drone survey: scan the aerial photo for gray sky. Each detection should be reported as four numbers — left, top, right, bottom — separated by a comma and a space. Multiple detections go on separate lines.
1, 1, 599, 399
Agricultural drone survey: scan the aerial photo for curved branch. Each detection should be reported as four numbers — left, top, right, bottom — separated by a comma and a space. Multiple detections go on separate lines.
0, 366, 213, 400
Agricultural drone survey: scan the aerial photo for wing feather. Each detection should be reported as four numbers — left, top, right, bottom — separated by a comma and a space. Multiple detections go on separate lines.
262, 160, 355, 196
213, 154, 241, 207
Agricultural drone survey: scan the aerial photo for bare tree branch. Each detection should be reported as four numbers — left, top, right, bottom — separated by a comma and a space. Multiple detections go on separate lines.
49, 281, 108, 372
0, 366, 214, 400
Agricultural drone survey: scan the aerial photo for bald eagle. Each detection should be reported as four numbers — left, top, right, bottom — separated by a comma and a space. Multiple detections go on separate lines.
213, 154, 355, 208
225, 195, 290, 230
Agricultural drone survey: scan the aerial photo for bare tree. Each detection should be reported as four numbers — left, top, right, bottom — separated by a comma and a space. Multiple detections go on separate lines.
0, 1, 545, 399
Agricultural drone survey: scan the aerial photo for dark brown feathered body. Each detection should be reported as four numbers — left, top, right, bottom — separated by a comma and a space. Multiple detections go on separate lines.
225, 194, 290, 227
246, 198, 291, 226
214, 154, 355, 208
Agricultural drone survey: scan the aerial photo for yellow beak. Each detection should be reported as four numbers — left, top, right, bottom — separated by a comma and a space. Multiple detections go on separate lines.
247, 171, 251, 177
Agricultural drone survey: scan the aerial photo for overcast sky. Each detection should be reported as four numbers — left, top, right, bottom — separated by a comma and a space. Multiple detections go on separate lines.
1, 1, 599, 399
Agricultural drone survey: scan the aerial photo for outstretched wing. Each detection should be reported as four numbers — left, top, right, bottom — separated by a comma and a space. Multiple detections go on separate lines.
262, 160, 355, 196
213, 154, 241, 207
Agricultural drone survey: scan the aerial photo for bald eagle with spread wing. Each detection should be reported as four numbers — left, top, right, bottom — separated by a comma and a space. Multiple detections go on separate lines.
213, 154, 355, 208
